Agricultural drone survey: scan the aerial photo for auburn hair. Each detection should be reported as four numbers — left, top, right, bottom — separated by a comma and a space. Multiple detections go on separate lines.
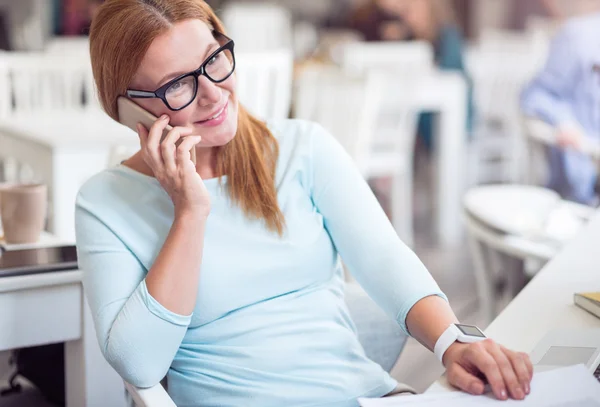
89, 0, 285, 235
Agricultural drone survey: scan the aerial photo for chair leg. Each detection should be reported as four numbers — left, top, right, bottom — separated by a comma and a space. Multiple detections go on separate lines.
0, 371, 22, 397
391, 172, 414, 247
467, 234, 496, 324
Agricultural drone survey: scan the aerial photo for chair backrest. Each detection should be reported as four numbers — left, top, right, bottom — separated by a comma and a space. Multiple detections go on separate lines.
339, 40, 435, 76
220, 2, 292, 52
469, 30, 543, 132
337, 43, 428, 170
235, 48, 293, 121
521, 117, 554, 186
0, 52, 96, 116
525, 16, 563, 43
293, 65, 384, 172
44, 37, 98, 107
44, 36, 90, 56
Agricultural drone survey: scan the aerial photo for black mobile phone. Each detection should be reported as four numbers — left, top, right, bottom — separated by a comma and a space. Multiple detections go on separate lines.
0, 245, 78, 278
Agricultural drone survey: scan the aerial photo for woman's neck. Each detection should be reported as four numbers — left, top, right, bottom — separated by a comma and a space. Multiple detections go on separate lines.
194, 145, 219, 179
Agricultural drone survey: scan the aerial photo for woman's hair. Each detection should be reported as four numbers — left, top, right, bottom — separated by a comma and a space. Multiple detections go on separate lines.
89, 0, 285, 235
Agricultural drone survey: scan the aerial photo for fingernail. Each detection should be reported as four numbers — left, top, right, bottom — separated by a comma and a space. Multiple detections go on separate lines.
161, 114, 169, 120
515, 388, 524, 399
500, 389, 507, 399
470, 383, 483, 394
524, 384, 530, 394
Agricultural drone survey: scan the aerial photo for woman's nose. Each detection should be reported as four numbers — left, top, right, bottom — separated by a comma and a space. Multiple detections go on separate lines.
196, 75, 222, 106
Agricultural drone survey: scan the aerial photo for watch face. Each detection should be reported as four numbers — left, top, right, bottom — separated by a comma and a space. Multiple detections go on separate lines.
456, 324, 486, 338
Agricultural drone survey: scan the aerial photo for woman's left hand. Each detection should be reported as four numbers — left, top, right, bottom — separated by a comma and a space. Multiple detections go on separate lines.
442, 339, 533, 401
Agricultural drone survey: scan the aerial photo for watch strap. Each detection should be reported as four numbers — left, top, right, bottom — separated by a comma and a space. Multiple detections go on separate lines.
434, 324, 460, 363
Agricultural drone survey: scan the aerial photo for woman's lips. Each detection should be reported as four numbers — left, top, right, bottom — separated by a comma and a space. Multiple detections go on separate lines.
195, 101, 228, 127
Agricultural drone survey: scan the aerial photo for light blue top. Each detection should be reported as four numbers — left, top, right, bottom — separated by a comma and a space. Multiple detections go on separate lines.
521, 13, 600, 204
75, 119, 446, 407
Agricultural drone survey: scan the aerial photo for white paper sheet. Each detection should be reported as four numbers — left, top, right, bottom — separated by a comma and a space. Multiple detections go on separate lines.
358, 364, 600, 407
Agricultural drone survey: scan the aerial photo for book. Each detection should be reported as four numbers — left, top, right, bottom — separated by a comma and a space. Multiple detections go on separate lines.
574, 292, 600, 319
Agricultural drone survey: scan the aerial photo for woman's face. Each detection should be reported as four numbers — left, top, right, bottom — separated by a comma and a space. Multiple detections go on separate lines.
129, 19, 238, 148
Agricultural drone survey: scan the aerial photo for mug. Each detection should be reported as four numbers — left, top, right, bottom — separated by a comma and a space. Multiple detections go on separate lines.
0, 183, 47, 244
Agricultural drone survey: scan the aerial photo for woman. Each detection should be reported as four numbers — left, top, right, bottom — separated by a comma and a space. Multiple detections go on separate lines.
350, 0, 474, 151
76, 1, 531, 405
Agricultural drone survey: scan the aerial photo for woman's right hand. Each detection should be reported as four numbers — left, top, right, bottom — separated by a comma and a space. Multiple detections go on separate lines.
137, 114, 210, 218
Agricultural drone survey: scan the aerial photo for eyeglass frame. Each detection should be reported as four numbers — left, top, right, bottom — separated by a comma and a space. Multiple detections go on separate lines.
126, 32, 236, 111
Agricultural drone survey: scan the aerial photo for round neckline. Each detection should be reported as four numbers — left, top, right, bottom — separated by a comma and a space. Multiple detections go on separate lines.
115, 164, 226, 188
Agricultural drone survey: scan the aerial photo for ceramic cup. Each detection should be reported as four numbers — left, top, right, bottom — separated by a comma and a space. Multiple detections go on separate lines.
0, 183, 47, 244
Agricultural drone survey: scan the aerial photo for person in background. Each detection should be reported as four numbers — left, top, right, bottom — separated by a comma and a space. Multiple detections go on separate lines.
349, 0, 473, 151
521, 10, 600, 205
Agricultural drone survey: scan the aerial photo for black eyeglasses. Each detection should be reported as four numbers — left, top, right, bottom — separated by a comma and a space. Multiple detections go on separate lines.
126, 32, 236, 111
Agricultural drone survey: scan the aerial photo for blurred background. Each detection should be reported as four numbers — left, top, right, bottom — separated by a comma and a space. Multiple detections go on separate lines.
1, 0, 600, 405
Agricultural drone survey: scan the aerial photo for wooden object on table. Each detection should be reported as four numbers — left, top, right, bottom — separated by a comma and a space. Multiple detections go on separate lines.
574, 293, 600, 320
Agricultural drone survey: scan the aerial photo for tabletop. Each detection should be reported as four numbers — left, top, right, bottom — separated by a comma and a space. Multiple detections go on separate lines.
0, 108, 139, 148
429, 208, 600, 393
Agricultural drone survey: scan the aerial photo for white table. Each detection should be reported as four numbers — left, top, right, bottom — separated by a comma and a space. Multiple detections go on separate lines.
429, 208, 600, 393
0, 269, 127, 407
0, 110, 139, 241
414, 71, 468, 246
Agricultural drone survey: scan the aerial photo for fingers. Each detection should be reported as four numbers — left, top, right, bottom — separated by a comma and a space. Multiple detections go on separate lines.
161, 127, 193, 175
446, 362, 485, 396
136, 123, 149, 148
487, 344, 525, 400
506, 349, 533, 394
144, 114, 170, 165
176, 135, 202, 168
523, 351, 534, 381
465, 341, 508, 400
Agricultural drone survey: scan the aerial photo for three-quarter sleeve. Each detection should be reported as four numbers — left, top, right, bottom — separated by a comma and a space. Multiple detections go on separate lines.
75, 194, 191, 388
307, 122, 447, 335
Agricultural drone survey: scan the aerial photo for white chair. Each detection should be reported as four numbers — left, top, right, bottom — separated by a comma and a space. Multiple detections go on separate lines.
294, 65, 419, 246
335, 42, 434, 246
235, 48, 294, 121
220, 2, 292, 52
467, 30, 547, 185
464, 184, 592, 323
0, 51, 98, 190
44, 36, 90, 56
339, 40, 435, 76
123, 281, 410, 407
0, 52, 95, 115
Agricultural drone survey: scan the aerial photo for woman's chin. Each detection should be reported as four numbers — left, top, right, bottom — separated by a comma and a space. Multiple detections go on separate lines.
193, 118, 238, 147
194, 127, 237, 147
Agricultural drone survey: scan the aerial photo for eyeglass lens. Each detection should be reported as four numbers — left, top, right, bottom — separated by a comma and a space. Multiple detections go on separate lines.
164, 47, 234, 109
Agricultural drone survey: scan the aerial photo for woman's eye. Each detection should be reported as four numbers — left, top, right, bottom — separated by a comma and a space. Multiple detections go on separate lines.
207, 54, 220, 66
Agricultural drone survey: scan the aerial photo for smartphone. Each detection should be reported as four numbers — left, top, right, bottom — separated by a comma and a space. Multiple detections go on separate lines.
117, 96, 197, 164
0, 245, 78, 278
